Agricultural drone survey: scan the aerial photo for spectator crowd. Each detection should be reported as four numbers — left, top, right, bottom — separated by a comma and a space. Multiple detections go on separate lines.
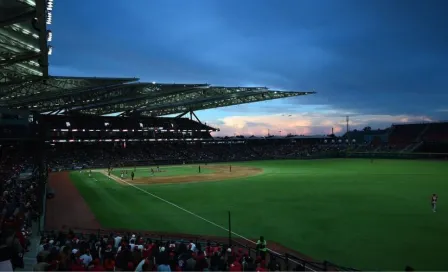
35, 230, 284, 271
0, 144, 43, 270
47, 141, 348, 170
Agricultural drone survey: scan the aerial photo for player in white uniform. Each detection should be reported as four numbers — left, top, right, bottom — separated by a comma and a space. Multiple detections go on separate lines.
431, 193, 438, 212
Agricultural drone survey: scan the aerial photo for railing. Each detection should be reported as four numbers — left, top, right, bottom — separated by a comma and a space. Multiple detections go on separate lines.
40, 227, 354, 271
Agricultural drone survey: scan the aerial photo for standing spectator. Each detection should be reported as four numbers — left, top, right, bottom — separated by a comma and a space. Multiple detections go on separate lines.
135, 257, 148, 272
157, 256, 171, 271
256, 236, 267, 260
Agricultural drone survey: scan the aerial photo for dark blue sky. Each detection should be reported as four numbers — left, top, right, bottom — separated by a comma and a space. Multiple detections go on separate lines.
49, 0, 448, 135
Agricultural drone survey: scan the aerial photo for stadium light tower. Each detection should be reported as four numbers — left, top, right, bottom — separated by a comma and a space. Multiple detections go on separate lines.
346, 115, 351, 144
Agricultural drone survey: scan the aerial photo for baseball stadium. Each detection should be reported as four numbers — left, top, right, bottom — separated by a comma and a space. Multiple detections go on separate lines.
1, 1, 448, 271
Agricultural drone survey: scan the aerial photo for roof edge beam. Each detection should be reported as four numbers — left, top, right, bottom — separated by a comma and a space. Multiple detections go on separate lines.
0, 51, 42, 67
0, 8, 36, 28
35, 0, 49, 77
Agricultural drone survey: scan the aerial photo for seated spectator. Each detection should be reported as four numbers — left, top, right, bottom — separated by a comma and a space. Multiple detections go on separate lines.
33, 254, 50, 271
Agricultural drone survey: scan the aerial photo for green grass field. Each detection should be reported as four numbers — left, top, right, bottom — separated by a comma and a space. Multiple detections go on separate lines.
70, 159, 448, 270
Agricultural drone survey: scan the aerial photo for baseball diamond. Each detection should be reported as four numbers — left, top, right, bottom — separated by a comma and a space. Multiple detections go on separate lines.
43, 159, 448, 271
106, 165, 263, 184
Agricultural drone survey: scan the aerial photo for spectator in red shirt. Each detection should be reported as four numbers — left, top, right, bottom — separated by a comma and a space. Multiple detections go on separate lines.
103, 258, 115, 271
256, 260, 267, 272
229, 259, 242, 271
91, 258, 105, 271
70, 258, 85, 271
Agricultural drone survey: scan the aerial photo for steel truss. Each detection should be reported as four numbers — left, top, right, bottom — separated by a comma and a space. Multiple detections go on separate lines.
0, 76, 315, 116
3, 77, 137, 107
0, 2, 315, 117
138, 89, 307, 116
0, 0, 48, 85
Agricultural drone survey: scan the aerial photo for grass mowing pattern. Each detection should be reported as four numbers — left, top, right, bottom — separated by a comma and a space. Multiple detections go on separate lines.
70, 159, 448, 270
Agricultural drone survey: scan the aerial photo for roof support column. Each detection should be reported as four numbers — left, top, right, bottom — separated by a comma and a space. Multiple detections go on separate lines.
175, 111, 189, 119
190, 110, 202, 124
176, 109, 202, 124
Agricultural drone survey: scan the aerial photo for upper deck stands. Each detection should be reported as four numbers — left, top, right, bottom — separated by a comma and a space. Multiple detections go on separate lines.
388, 124, 427, 145
421, 122, 448, 142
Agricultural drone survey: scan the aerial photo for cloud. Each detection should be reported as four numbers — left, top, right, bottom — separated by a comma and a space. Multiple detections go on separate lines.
49, 0, 448, 129
210, 112, 433, 136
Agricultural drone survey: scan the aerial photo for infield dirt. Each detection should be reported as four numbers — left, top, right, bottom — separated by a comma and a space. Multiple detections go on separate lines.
101, 165, 263, 185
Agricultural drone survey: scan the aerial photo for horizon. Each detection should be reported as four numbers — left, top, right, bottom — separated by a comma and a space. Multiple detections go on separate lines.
49, 0, 447, 136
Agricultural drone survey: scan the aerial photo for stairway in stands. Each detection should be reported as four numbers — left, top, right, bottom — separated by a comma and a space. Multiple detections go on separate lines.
416, 123, 430, 142
401, 142, 421, 153
17, 223, 40, 271
409, 141, 424, 152
400, 124, 430, 153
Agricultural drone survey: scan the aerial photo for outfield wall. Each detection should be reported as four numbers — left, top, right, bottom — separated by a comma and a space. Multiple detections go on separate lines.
50, 151, 448, 172
346, 152, 448, 160
50, 152, 341, 171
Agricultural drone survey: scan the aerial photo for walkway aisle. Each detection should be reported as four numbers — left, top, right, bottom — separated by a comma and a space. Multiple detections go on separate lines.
17, 222, 40, 271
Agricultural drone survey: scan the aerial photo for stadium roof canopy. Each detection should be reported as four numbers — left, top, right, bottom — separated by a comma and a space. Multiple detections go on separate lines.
0, 0, 315, 118
0, 0, 49, 80
0, 76, 315, 117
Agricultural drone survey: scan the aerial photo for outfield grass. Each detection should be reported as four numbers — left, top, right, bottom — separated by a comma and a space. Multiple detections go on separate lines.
111, 165, 213, 178
70, 159, 448, 270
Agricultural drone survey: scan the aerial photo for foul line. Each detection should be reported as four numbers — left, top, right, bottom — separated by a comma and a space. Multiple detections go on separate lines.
97, 171, 317, 271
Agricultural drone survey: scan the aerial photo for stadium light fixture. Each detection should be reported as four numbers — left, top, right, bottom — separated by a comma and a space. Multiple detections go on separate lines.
47, 0, 54, 11
46, 0, 54, 25
47, 30, 52, 42
46, 11, 52, 25
48, 46, 53, 55
65, 122, 70, 127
